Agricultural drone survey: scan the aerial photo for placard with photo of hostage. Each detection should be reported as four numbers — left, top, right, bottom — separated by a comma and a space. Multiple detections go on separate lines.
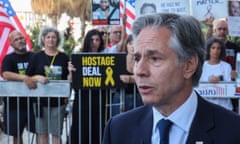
92, 0, 120, 25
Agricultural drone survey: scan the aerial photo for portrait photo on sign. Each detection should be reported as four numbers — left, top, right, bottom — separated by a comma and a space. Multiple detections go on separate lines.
228, 0, 240, 17
135, 0, 190, 17
140, 3, 157, 15
191, 0, 228, 21
92, 0, 120, 25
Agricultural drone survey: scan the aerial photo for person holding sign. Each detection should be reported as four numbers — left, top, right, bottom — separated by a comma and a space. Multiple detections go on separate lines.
103, 13, 240, 144
106, 13, 126, 52
97, 26, 109, 48
67, 29, 106, 144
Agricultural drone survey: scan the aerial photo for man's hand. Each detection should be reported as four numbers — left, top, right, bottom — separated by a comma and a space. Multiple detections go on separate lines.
204, 16, 215, 27
23, 76, 37, 89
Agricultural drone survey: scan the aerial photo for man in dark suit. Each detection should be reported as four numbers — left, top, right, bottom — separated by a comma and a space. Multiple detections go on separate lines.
103, 13, 240, 144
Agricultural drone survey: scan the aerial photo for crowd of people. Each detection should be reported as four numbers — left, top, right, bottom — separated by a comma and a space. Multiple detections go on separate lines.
1, 11, 240, 144
204, 16, 240, 112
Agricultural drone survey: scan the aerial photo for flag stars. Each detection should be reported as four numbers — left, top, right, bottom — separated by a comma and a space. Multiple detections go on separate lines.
8, 10, 12, 14
4, 3, 9, 8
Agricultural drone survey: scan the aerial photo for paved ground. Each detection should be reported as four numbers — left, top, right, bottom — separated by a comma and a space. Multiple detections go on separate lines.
0, 114, 71, 144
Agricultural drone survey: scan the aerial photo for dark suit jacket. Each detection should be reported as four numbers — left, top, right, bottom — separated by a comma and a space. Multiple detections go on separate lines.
103, 94, 240, 144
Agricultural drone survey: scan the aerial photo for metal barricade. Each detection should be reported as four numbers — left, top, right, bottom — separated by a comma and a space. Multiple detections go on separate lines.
195, 82, 240, 113
0, 80, 70, 144
1, 80, 240, 144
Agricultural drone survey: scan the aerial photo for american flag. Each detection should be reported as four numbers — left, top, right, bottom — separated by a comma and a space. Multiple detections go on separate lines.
0, 0, 32, 79
120, 0, 136, 34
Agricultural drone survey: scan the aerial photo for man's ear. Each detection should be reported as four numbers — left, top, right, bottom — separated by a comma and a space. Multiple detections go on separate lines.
183, 55, 198, 79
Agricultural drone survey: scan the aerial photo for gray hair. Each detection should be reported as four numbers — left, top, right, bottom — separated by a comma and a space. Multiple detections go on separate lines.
131, 13, 205, 86
213, 18, 227, 30
38, 27, 62, 48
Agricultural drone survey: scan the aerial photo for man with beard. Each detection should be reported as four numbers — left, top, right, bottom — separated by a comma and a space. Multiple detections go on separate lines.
1, 30, 37, 144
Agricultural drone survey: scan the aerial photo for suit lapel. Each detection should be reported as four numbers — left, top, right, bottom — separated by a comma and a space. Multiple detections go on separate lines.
186, 94, 215, 144
137, 105, 153, 144
132, 94, 217, 144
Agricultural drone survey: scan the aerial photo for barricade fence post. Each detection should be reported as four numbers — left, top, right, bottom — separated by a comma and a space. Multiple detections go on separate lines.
0, 80, 70, 144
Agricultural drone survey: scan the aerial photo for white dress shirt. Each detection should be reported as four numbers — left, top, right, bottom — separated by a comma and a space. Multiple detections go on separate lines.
151, 90, 198, 144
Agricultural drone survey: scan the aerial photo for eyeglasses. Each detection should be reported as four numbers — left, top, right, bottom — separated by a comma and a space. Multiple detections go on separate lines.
100, 31, 108, 36
100, 0, 108, 4
217, 27, 227, 31
112, 31, 122, 34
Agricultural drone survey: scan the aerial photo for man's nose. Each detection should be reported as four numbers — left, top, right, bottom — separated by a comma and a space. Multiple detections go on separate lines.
134, 59, 149, 77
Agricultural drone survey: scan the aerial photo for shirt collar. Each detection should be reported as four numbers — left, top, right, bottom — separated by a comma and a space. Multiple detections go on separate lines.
152, 90, 198, 133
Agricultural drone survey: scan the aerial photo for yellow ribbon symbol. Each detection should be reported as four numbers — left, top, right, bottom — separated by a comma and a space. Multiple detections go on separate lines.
105, 67, 115, 86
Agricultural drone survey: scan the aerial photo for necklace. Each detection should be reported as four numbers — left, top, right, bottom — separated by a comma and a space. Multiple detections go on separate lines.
44, 51, 58, 77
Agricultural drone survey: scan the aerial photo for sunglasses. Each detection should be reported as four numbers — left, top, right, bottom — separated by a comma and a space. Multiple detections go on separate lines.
217, 27, 227, 31
100, 31, 108, 35
112, 31, 121, 34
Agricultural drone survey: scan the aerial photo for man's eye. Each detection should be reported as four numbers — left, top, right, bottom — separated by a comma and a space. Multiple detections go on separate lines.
151, 56, 160, 62
134, 55, 140, 62
148, 56, 162, 66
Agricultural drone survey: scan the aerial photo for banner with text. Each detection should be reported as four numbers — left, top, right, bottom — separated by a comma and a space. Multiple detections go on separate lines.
194, 82, 240, 98
72, 53, 127, 89
135, 0, 189, 17
191, 0, 228, 21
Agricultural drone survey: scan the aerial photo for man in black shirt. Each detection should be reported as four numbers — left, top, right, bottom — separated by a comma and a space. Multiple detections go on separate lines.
1, 30, 36, 144
64, 19, 74, 40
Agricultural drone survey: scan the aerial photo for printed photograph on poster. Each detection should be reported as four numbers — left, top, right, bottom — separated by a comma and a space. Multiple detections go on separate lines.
227, 0, 240, 37
191, 0, 228, 21
92, 0, 120, 25
140, 3, 157, 15
228, 17, 240, 37
135, 0, 189, 18
228, 0, 240, 16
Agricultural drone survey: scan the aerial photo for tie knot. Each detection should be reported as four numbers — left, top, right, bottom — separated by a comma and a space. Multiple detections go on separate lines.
158, 119, 173, 144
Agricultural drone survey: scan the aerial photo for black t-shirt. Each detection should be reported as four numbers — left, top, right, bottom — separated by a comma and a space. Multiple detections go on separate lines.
1, 52, 33, 109
27, 51, 69, 106
223, 41, 240, 70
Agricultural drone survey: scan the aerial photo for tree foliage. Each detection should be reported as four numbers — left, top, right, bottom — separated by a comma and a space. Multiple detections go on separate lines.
30, 0, 91, 55
31, 0, 91, 20
31, 0, 91, 35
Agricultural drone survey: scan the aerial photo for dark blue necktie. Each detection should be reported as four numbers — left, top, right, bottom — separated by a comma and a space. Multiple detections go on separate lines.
158, 119, 173, 144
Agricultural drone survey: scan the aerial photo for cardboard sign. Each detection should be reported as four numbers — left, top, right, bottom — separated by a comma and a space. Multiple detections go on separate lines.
191, 0, 228, 20
228, 16, 240, 37
135, 0, 190, 17
72, 53, 127, 89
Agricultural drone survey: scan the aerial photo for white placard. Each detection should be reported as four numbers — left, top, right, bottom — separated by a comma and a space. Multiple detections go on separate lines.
228, 16, 240, 37
191, 0, 228, 21
135, 0, 190, 17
